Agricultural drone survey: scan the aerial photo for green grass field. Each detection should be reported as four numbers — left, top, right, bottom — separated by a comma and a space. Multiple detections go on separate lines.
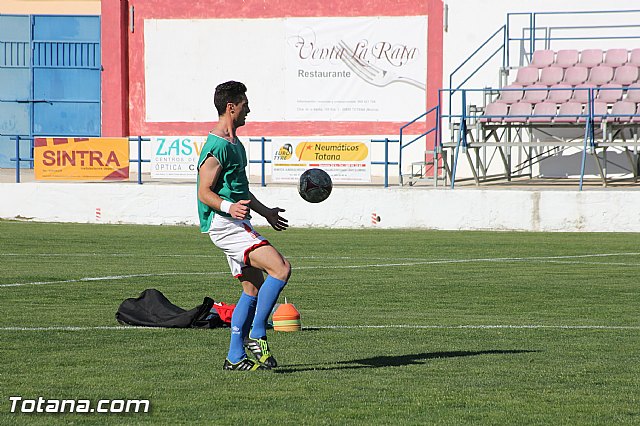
1, 220, 639, 425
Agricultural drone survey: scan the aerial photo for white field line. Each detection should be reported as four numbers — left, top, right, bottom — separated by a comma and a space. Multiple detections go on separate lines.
311, 324, 640, 330
0, 272, 228, 288
2, 252, 640, 261
0, 324, 638, 332
1, 252, 638, 288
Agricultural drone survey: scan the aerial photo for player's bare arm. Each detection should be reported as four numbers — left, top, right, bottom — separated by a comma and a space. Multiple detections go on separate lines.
249, 192, 288, 231
197, 156, 250, 220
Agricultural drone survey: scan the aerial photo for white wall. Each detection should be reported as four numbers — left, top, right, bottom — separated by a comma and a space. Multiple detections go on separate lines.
2, 182, 639, 232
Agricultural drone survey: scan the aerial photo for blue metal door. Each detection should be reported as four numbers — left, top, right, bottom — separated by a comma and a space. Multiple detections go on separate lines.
0, 14, 101, 168
0, 15, 31, 167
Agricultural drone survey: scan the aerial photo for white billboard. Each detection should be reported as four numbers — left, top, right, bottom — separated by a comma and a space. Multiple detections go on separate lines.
144, 16, 427, 123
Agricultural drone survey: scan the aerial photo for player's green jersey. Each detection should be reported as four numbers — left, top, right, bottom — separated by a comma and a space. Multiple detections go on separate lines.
197, 133, 250, 232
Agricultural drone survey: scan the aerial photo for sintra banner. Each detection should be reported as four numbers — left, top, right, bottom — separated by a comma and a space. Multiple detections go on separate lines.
34, 137, 129, 181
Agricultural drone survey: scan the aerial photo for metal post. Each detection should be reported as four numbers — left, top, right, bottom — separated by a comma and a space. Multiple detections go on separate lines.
249, 137, 271, 187
13, 136, 21, 183
531, 13, 536, 61
434, 105, 440, 186
384, 137, 389, 188
399, 127, 404, 186
451, 90, 467, 189
261, 137, 267, 187
137, 135, 143, 185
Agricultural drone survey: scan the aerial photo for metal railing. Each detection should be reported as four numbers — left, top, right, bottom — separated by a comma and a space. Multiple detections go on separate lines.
505, 10, 640, 69
9, 136, 405, 187
440, 86, 640, 190
399, 105, 440, 185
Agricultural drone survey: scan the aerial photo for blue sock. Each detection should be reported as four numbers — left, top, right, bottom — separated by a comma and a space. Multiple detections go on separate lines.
227, 292, 257, 363
250, 275, 287, 339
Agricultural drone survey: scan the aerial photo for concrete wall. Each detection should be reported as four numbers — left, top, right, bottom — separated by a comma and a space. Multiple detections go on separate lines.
2, 182, 639, 232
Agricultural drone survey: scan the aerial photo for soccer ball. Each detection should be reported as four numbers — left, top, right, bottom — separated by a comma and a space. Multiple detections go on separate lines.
298, 168, 332, 203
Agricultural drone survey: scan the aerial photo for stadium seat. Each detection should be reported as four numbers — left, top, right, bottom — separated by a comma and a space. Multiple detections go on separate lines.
522, 84, 549, 104
480, 102, 508, 123
496, 84, 524, 104
580, 101, 607, 123
547, 84, 573, 103
592, 102, 608, 123
555, 49, 579, 68
596, 83, 623, 103
563, 66, 589, 86
529, 102, 557, 123
556, 102, 582, 123
625, 83, 640, 103
571, 83, 597, 103
579, 49, 603, 68
504, 101, 532, 123
628, 48, 640, 67
539, 66, 564, 86
609, 100, 636, 122
587, 65, 613, 85
612, 65, 639, 86
514, 66, 539, 86
603, 49, 628, 67
530, 50, 555, 68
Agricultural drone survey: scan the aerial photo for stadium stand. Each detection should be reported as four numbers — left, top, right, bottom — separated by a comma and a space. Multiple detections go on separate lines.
436, 10, 640, 188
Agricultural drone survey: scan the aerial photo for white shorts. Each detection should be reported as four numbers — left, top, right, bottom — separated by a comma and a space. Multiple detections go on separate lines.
208, 214, 270, 278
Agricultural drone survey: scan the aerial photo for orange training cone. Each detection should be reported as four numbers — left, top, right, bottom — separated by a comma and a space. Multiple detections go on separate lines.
272, 302, 301, 332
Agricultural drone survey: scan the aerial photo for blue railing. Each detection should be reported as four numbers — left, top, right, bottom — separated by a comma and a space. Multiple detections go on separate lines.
370, 138, 398, 188
9, 136, 32, 183
129, 136, 151, 185
505, 10, 640, 68
249, 137, 271, 187
449, 25, 506, 121
10, 136, 403, 187
255, 137, 400, 188
9, 136, 151, 184
441, 85, 640, 189
399, 105, 440, 185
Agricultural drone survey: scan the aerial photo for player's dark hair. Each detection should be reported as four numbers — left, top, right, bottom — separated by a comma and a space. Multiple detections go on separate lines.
213, 81, 247, 116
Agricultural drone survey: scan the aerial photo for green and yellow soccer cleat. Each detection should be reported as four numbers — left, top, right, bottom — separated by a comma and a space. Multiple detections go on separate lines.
222, 357, 269, 371
244, 336, 278, 368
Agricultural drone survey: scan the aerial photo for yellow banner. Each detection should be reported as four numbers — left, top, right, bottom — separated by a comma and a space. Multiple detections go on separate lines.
34, 137, 130, 181
295, 142, 369, 161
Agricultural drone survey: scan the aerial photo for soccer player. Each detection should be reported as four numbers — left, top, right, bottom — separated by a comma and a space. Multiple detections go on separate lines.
197, 81, 291, 371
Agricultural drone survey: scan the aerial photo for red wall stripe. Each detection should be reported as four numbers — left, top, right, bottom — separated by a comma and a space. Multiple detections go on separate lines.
101, 0, 129, 137
101, 0, 443, 146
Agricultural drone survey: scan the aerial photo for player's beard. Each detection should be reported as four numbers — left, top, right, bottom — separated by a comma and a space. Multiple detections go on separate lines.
234, 115, 246, 128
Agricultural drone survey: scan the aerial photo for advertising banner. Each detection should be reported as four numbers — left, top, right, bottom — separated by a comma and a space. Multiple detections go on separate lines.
144, 16, 427, 123
272, 140, 370, 183
150, 136, 206, 179
34, 137, 129, 181
284, 16, 427, 122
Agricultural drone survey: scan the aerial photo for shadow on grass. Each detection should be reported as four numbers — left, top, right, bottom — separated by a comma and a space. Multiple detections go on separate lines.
273, 350, 539, 374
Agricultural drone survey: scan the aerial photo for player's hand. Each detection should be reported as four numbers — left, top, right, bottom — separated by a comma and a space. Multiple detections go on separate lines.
265, 207, 288, 231
229, 199, 251, 220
